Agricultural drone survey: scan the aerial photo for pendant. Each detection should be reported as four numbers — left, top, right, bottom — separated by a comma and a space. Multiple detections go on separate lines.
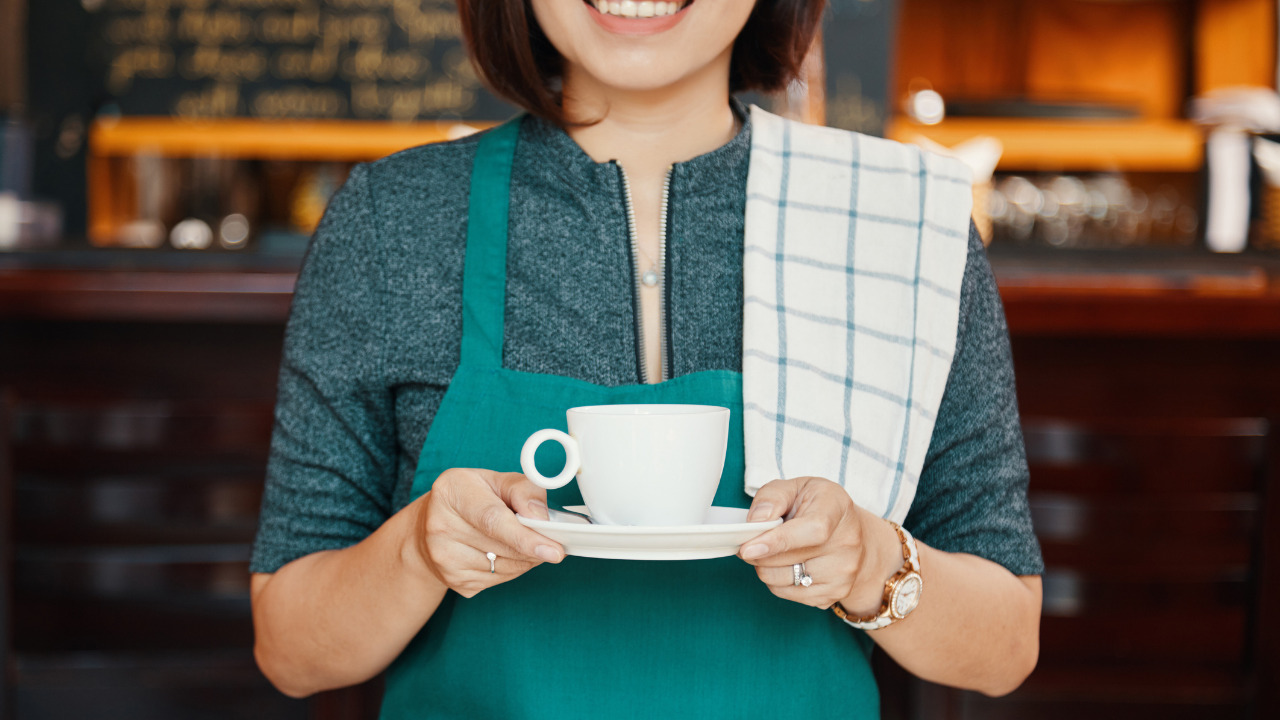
641, 268, 660, 287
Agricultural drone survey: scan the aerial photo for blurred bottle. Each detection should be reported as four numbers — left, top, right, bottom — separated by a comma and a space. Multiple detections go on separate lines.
290, 163, 343, 235
169, 157, 262, 251
0, 116, 61, 250
118, 152, 168, 249
1254, 135, 1280, 250
988, 172, 1197, 249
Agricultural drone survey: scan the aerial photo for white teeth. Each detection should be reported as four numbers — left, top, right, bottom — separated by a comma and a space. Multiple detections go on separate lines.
595, 0, 683, 17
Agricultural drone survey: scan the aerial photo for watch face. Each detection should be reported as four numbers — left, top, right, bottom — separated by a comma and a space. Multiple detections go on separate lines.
891, 573, 923, 618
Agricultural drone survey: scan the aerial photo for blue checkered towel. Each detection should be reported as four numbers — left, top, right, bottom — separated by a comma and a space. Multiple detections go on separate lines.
742, 106, 973, 523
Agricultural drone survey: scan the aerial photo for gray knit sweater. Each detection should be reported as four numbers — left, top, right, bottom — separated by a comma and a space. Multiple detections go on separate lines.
250, 107, 1043, 577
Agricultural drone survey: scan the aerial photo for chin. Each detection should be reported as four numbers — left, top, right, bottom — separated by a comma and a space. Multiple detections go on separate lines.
578, 57, 720, 96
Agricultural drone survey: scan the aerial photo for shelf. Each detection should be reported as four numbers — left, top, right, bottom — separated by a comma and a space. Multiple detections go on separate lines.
886, 116, 1204, 172
0, 267, 297, 323
6, 249, 1280, 334
89, 117, 491, 161
987, 249, 1280, 336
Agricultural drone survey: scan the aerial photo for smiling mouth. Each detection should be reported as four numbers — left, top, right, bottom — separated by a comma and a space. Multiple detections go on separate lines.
586, 0, 691, 18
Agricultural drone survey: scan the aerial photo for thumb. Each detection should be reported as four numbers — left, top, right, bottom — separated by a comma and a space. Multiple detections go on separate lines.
491, 471, 551, 520
510, 479, 551, 521
747, 478, 799, 522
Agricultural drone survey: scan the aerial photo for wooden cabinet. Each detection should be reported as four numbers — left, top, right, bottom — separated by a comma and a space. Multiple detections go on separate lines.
964, 368, 1277, 718
887, 0, 1275, 175
4, 254, 1280, 718
875, 256, 1280, 719
0, 265, 381, 718
9, 2, 1280, 717
86, 118, 484, 248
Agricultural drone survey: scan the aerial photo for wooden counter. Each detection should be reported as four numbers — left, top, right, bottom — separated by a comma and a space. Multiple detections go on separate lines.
7, 246, 1280, 333
1, 247, 1278, 720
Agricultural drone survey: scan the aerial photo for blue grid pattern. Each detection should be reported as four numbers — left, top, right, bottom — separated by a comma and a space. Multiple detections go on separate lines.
740, 106, 973, 523
745, 193, 969, 240
741, 349, 936, 421
772, 121, 792, 478
743, 246, 961, 300
886, 153, 929, 517
753, 145, 973, 186
743, 402, 916, 485
743, 297, 954, 361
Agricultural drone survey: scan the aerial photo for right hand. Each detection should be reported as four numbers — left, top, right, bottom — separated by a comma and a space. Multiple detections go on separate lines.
413, 468, 564, 598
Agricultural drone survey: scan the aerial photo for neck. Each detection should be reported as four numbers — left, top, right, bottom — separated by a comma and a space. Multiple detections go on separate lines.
562, 55, 738, 182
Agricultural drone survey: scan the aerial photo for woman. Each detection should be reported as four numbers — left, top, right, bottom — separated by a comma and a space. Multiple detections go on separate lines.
250, 0, 1043, 716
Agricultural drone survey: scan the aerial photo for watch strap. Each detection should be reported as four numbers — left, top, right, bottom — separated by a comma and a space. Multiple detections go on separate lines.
832, 521, 921, 630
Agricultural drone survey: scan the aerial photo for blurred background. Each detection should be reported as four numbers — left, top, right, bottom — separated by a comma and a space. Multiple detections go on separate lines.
1, 0, 1278, 718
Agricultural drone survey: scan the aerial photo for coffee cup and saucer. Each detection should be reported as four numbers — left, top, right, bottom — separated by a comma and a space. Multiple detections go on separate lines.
515, 404, 781, 560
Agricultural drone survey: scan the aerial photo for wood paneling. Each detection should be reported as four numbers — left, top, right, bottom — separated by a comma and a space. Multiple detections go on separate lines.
886, 117, 1203, 172
1196, 0, 1277, 92
1256, 431, 1280, 714
90, 118, 484, 161
1023, 1, 1189, 118
13, 652, 307, 720
4, 262, 1280, 719
0, 0, 24, 112
876, 320, 1280, 719
2, 390, 14, 719
894, 0, 1029, 103
894, 0, 1190, 118
0, 304, 388, 718
0, 269, 296, 323
0, 313, 296, 717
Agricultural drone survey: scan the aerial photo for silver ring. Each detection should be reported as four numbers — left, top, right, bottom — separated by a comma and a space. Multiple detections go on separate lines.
486, 551, 497, 574
792, 562, 813, 587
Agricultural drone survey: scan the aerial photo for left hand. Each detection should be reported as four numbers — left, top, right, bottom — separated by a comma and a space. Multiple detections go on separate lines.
737, 476, 897, 613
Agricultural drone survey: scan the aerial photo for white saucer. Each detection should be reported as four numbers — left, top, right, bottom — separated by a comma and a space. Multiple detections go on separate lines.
517, 506, 782, 561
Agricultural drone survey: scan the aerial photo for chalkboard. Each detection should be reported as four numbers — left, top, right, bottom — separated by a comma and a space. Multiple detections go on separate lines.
95, 0, 515, 120
823, 0, 897, 137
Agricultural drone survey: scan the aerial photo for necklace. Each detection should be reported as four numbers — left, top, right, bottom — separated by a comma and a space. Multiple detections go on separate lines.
636, 245, 660, 287
618, 165, 669, 292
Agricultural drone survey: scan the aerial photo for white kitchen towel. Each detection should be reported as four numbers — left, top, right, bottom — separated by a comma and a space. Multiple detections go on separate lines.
742, 105, 973, 523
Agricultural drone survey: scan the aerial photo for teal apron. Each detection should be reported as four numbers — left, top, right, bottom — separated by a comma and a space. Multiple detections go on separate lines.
380, 118, 880, 719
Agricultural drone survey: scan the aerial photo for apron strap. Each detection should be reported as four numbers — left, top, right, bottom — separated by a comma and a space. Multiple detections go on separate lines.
460, 116, 523, 370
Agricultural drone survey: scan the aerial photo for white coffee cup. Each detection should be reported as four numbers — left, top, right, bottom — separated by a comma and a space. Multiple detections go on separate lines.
520, 404, 730, 526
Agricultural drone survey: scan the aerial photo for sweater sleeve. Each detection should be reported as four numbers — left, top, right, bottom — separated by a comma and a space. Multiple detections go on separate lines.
902, 224, 1044, 576
250, 164, 399, 574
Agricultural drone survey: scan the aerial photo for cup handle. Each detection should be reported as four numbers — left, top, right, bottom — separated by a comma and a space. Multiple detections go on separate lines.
520, 429, 581, 490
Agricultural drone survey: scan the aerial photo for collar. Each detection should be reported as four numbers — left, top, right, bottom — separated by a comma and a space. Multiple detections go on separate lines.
519, 97, 752, 196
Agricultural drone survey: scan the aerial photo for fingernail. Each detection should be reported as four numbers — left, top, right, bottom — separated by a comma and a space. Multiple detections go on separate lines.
534, 545, 562, 563
742, 543, 768, 559
747, 503, 774, 522
528, 499, 548, 518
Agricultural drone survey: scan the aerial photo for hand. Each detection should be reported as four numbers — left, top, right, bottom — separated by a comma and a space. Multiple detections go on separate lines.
737, 477, 899, 614
413, 468, 564, 598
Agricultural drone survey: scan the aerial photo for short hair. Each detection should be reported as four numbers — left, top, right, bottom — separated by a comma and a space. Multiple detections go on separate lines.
457, 0, 827, 126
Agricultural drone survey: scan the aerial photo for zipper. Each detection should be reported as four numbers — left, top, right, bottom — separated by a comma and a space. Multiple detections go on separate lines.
660, 166, 670, 379
616, 163, 673, 384
661, 167, 673, 382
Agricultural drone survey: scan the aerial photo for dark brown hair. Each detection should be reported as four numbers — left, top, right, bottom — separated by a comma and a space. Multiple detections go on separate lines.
457, 0, 827, 126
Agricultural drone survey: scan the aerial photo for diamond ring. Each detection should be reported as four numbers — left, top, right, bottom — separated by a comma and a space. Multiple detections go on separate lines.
792, 562, 813, 587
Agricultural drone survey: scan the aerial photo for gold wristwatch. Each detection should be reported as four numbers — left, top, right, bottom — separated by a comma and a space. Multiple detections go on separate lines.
832, 521, 922, 631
